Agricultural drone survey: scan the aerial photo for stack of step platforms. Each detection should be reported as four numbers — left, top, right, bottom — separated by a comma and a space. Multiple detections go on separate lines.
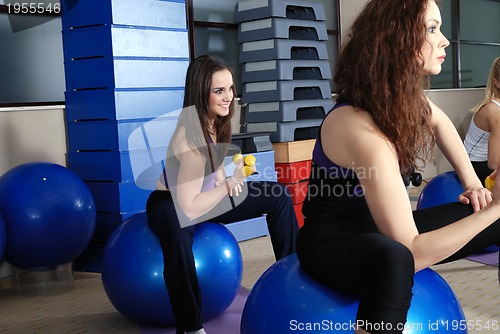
61, 0, 189, 272
235, 0, 334, 142
236, 0, 336, 226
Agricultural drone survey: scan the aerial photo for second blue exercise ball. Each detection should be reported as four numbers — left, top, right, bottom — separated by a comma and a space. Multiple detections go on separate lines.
241, 254, 466, 333
101, 212, 243, 327
0, 162, 96, 269
417, 171, 464, 210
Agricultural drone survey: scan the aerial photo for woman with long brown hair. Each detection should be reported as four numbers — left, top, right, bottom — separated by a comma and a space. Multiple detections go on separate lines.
297, 1, 500, 333
146, 55, 298, 334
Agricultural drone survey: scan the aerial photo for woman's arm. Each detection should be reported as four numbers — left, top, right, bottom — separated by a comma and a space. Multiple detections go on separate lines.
323, 105, 500, 272
482, 102, 500, 170
214, 166, 226, 187
430, 100, 491, 211
170, 129, 245, 221
215, 164, 243, 197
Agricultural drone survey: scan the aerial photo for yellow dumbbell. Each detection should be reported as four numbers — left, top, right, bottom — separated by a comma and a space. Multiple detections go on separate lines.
233, 154, 256, 177
485, 175, 495, 191
244, 154, 256, 167
232, 153, 244, 164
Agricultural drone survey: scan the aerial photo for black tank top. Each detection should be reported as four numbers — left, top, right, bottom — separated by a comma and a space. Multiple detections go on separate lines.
302, 102, 378, 234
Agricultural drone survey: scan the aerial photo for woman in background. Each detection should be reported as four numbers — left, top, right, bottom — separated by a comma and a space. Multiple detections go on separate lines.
463, 57, 500, 185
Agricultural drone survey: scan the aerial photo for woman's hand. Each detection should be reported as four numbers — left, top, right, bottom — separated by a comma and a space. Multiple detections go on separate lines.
229, 180, 243, 197
458, 167, 500, 211
230, 163, 244, 197
227, 155, 257, 197
214, 166, 243, 196
226, 161, 245, 197
214, 176, 225, 187
459, 184, 493, 212
232, 158, 256, 181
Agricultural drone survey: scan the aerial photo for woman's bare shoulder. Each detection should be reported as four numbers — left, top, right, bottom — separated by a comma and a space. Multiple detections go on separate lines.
324, 105, 384, 140
477, 101, 500, 127
322, 105, 394, 168
170, 127, 190, 154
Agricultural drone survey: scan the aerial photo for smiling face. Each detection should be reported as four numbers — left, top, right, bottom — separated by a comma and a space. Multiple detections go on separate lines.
208, 69, 234, 119
420, 0, 450, 75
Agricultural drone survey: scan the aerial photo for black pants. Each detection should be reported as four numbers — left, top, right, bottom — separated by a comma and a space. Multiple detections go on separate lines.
471, 161, 493, 187
297, 202, 500, 334
146, 181, 298, 333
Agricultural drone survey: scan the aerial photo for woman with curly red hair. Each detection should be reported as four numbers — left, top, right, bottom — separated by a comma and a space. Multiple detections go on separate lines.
297, 1, 500, 333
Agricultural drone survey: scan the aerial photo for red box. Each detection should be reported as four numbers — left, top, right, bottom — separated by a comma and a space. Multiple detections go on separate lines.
285, 180, 309, 204
294, 202, 304, 228
275, 160, 312, 183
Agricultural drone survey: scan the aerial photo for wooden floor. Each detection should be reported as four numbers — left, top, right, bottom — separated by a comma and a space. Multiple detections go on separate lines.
0, 236, 498, 334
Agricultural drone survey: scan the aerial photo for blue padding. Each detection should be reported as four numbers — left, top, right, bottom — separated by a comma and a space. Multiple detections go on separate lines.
86, 181, 151, 214
225, 215, 269, 242
67, 147, 167, 186
73, 241, 106, 273
93, 212, 137, 243
65, 88, 184, 121
62, 25, 189, 60
64, 57, 189, 91
61, 0, 187, 29
66, 115, 178, 152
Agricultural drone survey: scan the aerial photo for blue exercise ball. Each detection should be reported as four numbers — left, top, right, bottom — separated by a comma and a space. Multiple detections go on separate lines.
0, 162, 96, 269
417, 171, 464, 210
101, 212, 243, 327
0, 214, 6, 262
241, 254, 466, 333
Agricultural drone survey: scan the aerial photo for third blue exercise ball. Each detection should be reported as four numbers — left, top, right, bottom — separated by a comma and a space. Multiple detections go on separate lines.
101, 212, 243, 327
241, 254, 466, 333
417, 171, 464, 210
0, 214, 6, 262
0, 162, 96, 269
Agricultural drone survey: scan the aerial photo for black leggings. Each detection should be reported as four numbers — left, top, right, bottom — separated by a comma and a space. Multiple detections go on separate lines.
471, 161, 493, 187
146, 181, 298, 333
297, 202, 500, 334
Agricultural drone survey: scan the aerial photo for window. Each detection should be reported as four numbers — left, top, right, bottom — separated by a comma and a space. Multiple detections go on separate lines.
431, 0, 500, 88
0, 1, 65, 106
0, 0, 497, 107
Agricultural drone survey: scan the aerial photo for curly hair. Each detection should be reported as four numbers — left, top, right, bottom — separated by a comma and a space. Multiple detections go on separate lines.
334, 0, 438, 174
